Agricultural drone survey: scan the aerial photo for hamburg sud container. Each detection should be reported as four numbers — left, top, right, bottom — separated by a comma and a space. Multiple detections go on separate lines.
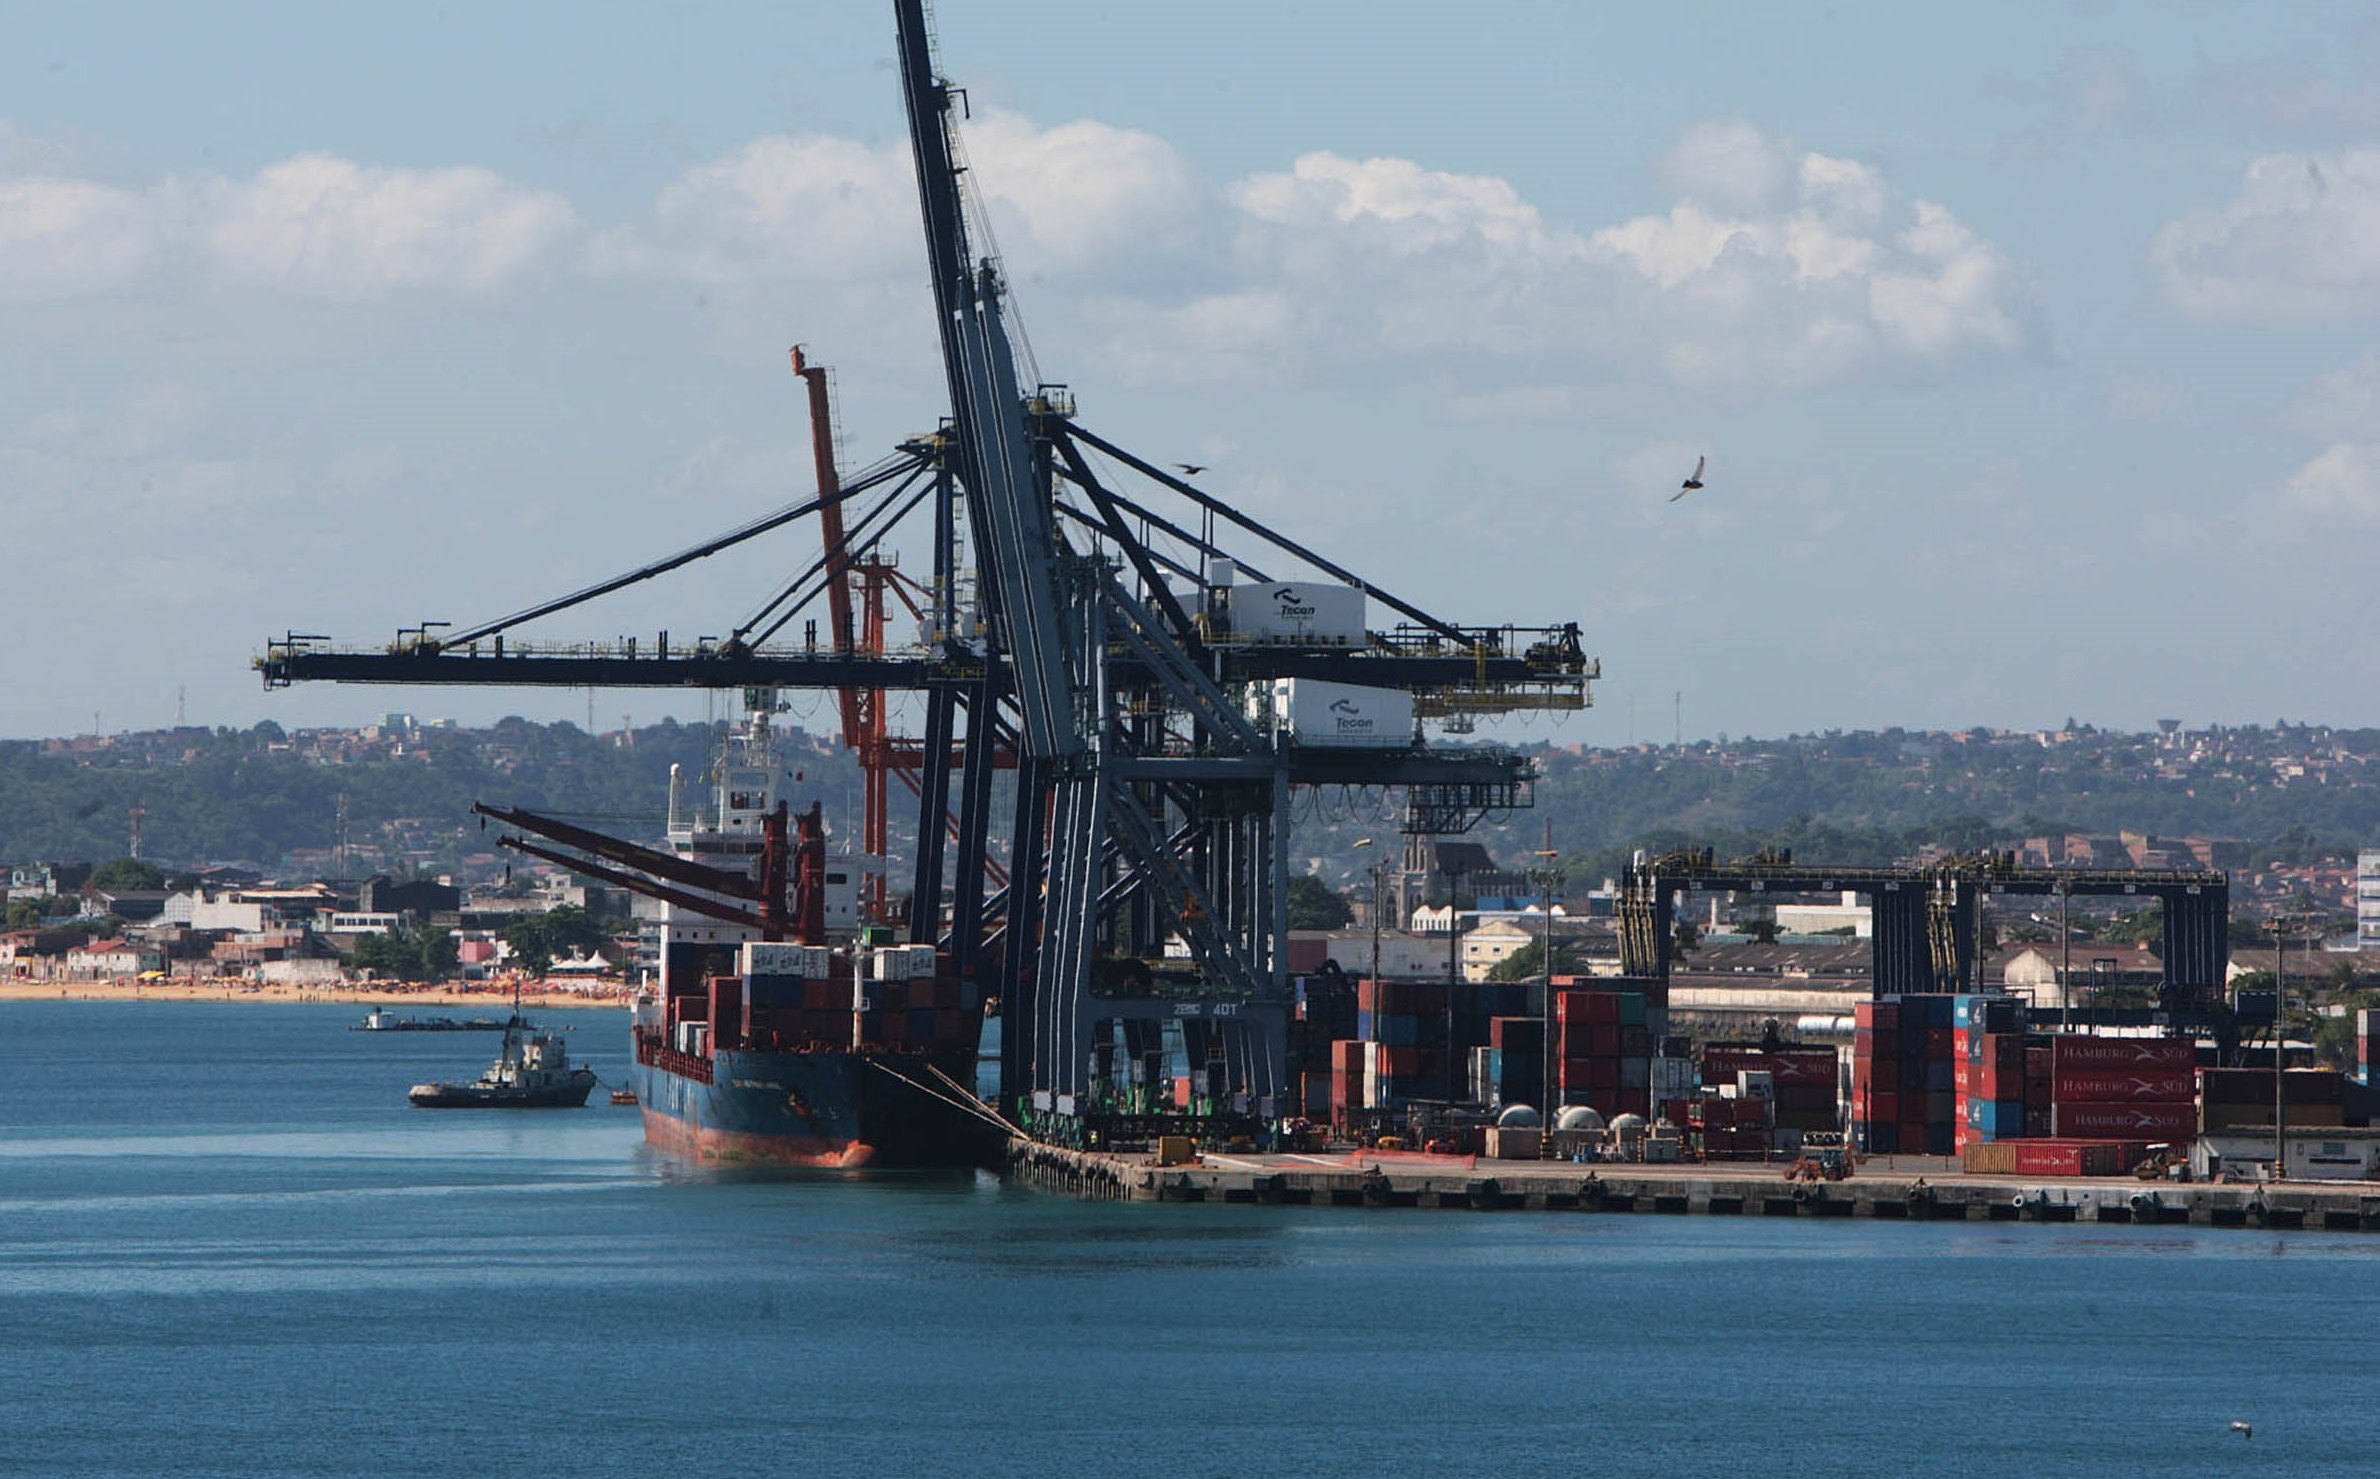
1256, 678, 1415, 749
1222, 581, 1367, 645
2041, 1034, 2197, 1140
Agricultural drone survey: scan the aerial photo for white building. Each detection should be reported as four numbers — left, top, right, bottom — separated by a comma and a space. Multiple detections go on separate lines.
2194, 1126, 2380, 1183
2360, 850, 2380, 952
1772, 892, 1874, 938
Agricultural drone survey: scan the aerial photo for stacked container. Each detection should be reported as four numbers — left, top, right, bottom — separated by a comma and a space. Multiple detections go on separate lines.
1354, 979, 1449, 1104
1324, 1038, 1365, 1123
2040, 1035, 2197, 1141
1554, 989, 1650, 1112
1701, 1044, 1838, 1131
1690, 1090, 1775, 1159
1851, 995, 1958, 1155
1486, 1016, 1544, 1108
2200, 1068, 2348, 1130
1952, 993, 2027, 1151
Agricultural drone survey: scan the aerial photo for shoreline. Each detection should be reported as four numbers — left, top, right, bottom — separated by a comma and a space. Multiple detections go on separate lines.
0, 980, 630, 1011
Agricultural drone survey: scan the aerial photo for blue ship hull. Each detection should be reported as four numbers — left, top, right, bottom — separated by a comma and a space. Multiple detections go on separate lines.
630, 1043, 1006, 1169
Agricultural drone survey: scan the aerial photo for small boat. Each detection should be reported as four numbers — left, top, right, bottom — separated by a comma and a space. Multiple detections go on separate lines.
352, 1007, 509, 1033
409, 990, 596, 1109
610, 1087, 640, 1106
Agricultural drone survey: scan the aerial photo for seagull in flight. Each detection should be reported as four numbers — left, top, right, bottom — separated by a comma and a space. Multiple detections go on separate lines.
1174, 463, 1208, 477
2230, 1421, 2253, 1440
1670, 455, 1706, 502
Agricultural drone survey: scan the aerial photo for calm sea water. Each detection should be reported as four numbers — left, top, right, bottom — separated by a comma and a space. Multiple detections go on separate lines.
3, 999, 2375, 1476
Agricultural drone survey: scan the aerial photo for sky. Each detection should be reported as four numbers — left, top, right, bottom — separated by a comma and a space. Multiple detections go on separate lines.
8, 2, 2380, 744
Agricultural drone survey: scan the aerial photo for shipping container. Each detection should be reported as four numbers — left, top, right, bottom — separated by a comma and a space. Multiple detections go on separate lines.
2044, 1035, 2196, 1072
2050, 1102, 2198, 1140
1252, 678, 1414, 749
1222, 580, 1367, 646
2050, 1069, 2196, 1103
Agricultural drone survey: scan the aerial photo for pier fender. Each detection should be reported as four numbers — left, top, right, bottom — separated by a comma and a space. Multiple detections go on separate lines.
1465, 1177, 1502, 1210
2129, 1191, 2161, 1216
1578, 1173, 1605, 1206
1255, 1173, 1288, 1205
1903, 1182, 1935, 1209
1360, 1169, 1392, 1207
1792, 1183, 1817, 1206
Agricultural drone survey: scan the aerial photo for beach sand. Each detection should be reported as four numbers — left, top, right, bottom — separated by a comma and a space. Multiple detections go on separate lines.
0, 979, 629, 1011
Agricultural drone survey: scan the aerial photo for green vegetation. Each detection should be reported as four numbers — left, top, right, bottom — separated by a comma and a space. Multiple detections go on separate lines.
87, 857, 164, 891
350, 927, 459, 981
1285, 874, 1353, 931
0, 718, 857, 870
500, 905, 623, 975
1485, 936, 1583, 982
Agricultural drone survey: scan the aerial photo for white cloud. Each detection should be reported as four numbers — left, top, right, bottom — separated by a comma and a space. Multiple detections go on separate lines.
0, 148, 576, 302
0, 176, 159, 300
588, 111, 1206, 290
2286, 352, 2380, 437
2153, 150, 2380, 320
202, 155, 577, 296
2281, 442, 2380, 524
1660, 121, 1797, 214
600, 116, 2030, 395
583, 133, 914, 284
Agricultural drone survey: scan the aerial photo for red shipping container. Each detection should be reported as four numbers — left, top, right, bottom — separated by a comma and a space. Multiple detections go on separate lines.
1871, 1091, 1900, 1122
2010, 1140, 2125, 1177
2050, 1069, 2195, 1103
1924, 1028, 1955, 1058
710, 978, 745, 1049
2045, 1036, 2196, 1072
2050, 1102, 2196, 1140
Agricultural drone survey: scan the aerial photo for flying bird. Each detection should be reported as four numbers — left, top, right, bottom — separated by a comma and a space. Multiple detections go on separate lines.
1174, 463, 1208, 477
2230, 1421, 2253, 1440
1670, 455, 1706, 502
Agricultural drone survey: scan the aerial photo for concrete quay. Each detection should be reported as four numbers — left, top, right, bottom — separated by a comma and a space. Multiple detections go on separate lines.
1004, 1141, 2380, 1231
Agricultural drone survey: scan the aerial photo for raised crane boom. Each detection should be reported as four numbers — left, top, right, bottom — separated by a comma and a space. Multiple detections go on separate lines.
893, 0, 1075, 759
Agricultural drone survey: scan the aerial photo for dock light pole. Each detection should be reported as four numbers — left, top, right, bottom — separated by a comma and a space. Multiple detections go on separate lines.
1353, 838, 1383, 1004
2265, 912, 2319, 1185
1444, 860, 1471, 1103
1532, 850, 1563, 1119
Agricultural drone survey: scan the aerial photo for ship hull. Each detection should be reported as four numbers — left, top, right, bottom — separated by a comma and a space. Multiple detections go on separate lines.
632, 1046, 1006, 1170
408, 1070, 598, 1109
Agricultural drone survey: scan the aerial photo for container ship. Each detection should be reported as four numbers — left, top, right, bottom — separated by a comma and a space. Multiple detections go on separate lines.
477, 702, 1007, 1170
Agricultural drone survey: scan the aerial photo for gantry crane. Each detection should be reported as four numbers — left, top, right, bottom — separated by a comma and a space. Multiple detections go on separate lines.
256, 0, 1597, 1141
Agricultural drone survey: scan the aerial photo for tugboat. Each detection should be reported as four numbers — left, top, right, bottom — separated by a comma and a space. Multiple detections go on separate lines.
408, 991, 597, 1109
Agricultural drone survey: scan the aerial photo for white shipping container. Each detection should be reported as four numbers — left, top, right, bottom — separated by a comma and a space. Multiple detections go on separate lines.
869, 947, 914, 982
1224, 581, 1366, 646
899, 944, 940, 976
1256, 678, 1414, 749
799, 946, 835, 979
742, 941, 806, 977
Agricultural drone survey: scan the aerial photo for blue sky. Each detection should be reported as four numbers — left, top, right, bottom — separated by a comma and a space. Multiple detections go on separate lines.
7, 3, 2380, 742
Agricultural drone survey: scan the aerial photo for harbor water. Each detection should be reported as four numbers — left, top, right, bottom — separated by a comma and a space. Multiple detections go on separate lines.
4, 999, 2377, 1476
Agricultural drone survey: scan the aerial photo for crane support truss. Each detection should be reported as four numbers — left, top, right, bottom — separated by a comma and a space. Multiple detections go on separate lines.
1621, 850, 2230, 1013
254, 0, 1599, 1136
